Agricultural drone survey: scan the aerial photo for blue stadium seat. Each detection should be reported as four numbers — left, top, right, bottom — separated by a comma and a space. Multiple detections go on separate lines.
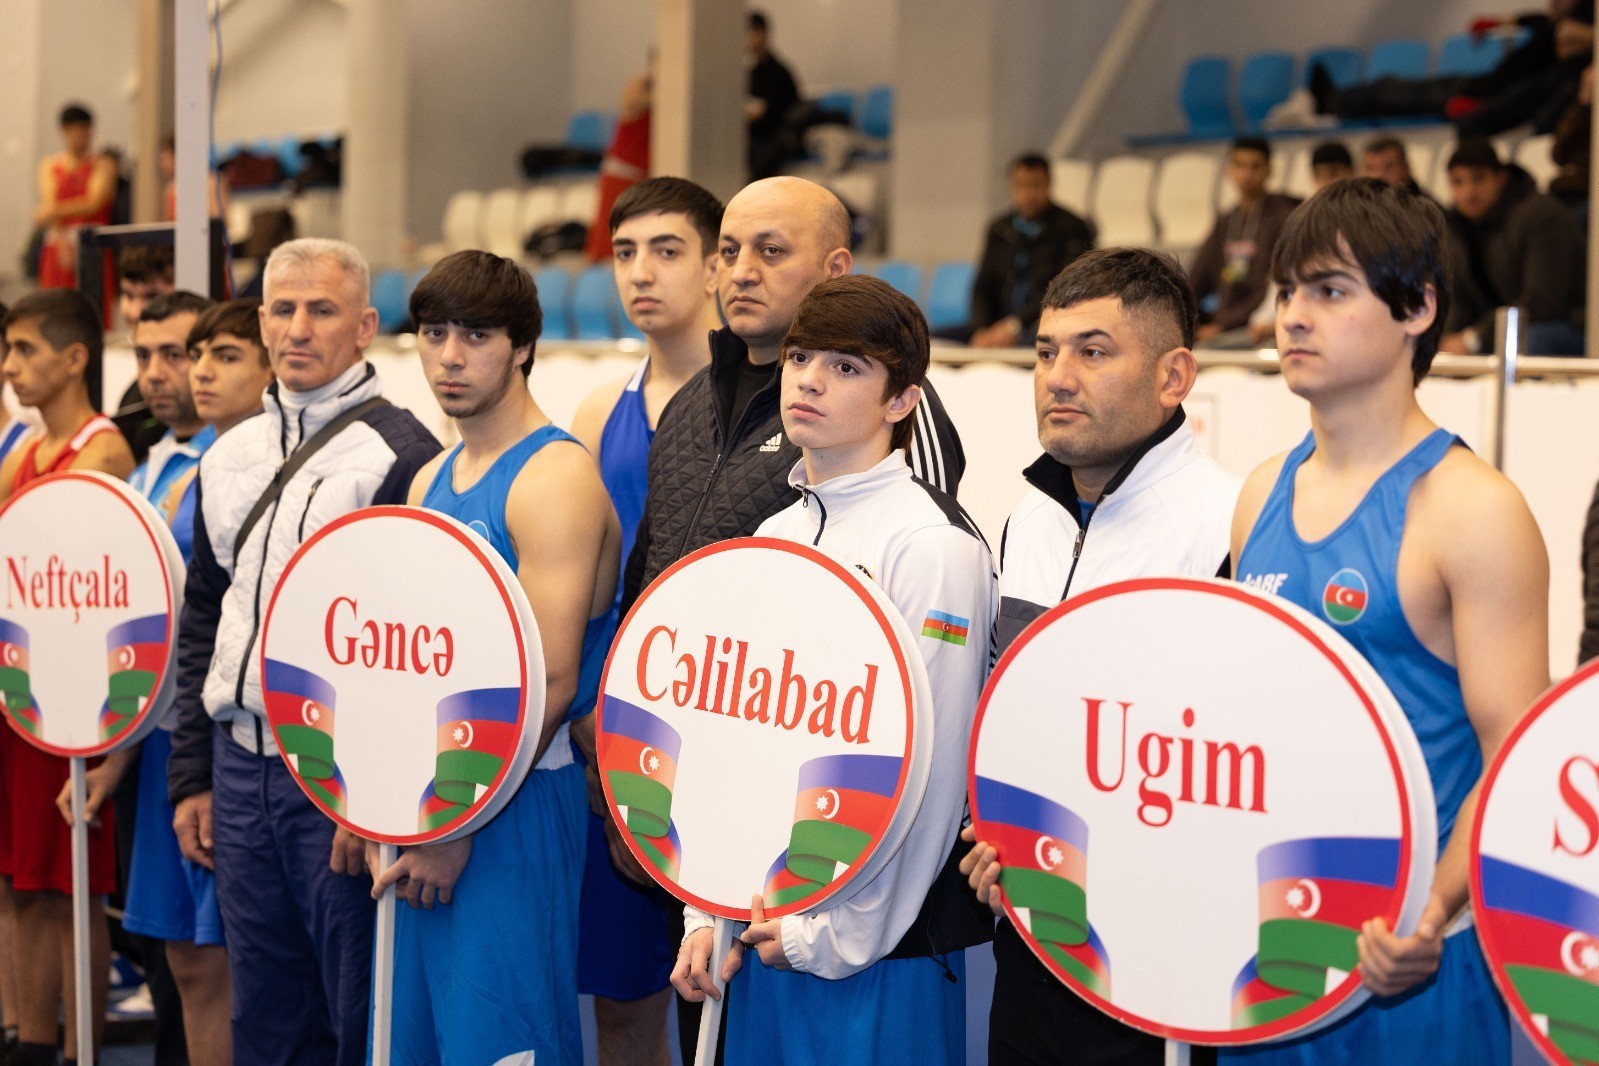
535, 266, 574, 341
571, 264, 619, 340
1237, 52, 1295, 134
1364, 39, 1430, 82
865, 261, 924, 302
277, 139, 304, 179
859, 86, 894, 140
1435, 32, 1505, 77
1304, 46, 1361, 90
565, 111, 616, 154
924, 262, 976, 332
371, 269, 413, 334
816, 90, 857, 122
1179, 56, 1234, 140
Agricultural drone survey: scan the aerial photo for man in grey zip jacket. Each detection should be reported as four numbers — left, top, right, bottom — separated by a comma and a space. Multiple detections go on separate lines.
962, 249, 1238, 1065
166, 239, 439, 1066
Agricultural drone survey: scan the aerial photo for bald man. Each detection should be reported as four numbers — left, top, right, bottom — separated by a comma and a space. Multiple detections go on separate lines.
602, 176, 974, 1064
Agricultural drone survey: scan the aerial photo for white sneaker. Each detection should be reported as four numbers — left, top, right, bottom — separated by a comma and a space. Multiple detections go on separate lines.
106, 984, 155, 1021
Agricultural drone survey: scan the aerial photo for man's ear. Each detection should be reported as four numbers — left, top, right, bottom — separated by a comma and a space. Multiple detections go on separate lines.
1400, 284, 1438, 338
512, 343, 534, 374
64, 342, 90, 379
1157, 347, 1198, 410
356, 305, 380, 352
884, 382, 922, 427
824, 247, 852, 279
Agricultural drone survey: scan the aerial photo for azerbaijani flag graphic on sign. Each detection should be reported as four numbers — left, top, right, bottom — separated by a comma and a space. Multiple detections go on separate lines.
1229, 835, 1400, 1028
431, 687, 521, 811
100, 614, 166, 740
262, 658, 347, 815
0, 618, 39, 736
761, 753, 901, 906
1321, 568, 1369, 625
1478, 855, 1599, 1064
976, 776, 1091, 947
600, 695, 686, 878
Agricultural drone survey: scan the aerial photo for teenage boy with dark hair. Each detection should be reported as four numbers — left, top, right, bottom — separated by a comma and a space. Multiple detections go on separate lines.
118, 247, 177, 330
188, 300, 274, 436
370, 250, 621, 1065
1191, 137, 1302, 346
961, 247, 1238, 1064
1224, 178, 1549, 1063
1309, 142, 1355, 189
0, 289, 135, 1066
569, 176, 723, 1066
672, 275, 996, 1064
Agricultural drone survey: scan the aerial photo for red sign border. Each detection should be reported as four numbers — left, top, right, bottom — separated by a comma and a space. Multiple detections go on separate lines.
0, 471, 177, 757
1469, 654, 1599, 1066
967, 576, 1418, 1046
258, 505, 533, 846
597, 536, 919, 923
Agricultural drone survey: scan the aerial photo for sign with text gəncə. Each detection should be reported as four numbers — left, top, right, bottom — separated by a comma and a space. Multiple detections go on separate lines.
1472, 659, 1599, 1066
0, 472, 183, 756
258, 507, 545, 844
969, 578, 1437, 1045
598, 537, 933, 922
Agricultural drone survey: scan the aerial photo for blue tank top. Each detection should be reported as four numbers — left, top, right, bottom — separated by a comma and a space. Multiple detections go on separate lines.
1237, 428, 1476, 850
422, 425, 617, 722
599, 357, 653, 603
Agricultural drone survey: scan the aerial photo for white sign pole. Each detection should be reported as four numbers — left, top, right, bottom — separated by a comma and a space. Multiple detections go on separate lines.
1165, 1039, 1191, 1065
693, 917, 736, 1066
69, 757, 94, 1066
370, 842, 398, 1066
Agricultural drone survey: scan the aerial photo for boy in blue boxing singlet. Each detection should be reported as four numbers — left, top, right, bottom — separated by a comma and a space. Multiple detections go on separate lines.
1228, 178, 1550, 1064
371, 250, 622, 1066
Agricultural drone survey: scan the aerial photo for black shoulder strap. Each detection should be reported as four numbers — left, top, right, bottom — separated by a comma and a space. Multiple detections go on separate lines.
234, 397, 389, 561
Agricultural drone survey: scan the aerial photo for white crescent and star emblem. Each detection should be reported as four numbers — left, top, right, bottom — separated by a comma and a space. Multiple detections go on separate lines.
301, 699, 321, 726
1286, 878, 1323, 918
5, 645, 22, 666
117, 646, 135, 671
454, 721, 474, 749
1034, 835, 1064, 871
814, 788, 841, 820
1560, 931, 1599, 977
639, 746, 662, 776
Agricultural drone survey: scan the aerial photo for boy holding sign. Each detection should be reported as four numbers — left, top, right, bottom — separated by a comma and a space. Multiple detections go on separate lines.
1226, 178, 1550, 1063
671, 275, 996, 1063
370, 250, 622, 1065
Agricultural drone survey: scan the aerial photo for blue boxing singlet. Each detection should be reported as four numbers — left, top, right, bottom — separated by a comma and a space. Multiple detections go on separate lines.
598, 356, 653, 603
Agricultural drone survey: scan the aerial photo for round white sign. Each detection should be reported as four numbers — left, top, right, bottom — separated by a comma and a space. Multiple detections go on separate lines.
1472, 659, 1599, 1066
969, 577, 1436, 1044
259, 506, 544, 844
0, 472, 182, 756
598, 537, 932, 921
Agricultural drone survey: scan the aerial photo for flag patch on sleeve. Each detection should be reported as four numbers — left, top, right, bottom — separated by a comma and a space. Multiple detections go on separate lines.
921, 610, 970, 646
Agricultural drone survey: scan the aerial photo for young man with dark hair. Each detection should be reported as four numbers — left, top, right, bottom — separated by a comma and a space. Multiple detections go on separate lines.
1440, 136, 1586, 355
187, 300, 273, 436
1224, 178, 1549, 1063
569, 175, 723, 1066
34, 104, 117, 290
118, 247, 177, 330
369, 249, 620, 1065
1191, 137, 1302, 346
1309, 142, 1355, 189
961, 247, 1238, 1065
966, 153, 1095, 349
166, 238, 439, 1066
0, 289, 134, 1066
673, 275, 996, 1064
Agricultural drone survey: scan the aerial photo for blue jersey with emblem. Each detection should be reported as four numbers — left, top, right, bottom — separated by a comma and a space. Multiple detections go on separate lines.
422, 424, 615, 721
1238, 428, 1476, 848
128, 425, 216, 563
599, 357, 652, 603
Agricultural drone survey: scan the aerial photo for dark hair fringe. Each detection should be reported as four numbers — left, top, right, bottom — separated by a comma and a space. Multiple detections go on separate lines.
188, 299, 266, 364
1041, 247, 1198, 351
409, 251, 543, 377
609, 176, 725, 255
140, 290, 213, 324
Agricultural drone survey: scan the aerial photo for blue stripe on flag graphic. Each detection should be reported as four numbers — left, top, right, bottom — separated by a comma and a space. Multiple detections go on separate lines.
1256, 836, 1400, 887
795, 753, 902, 795
436, 687, 521, 726
1478, 855, 1599, 936
974, 776, 1089, 852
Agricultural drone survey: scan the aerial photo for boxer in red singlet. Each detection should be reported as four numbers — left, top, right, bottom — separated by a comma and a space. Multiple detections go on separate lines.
33, 104, 117, 292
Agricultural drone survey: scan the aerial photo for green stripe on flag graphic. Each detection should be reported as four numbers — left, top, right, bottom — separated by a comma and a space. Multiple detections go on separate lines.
4, 704, 39, 737
108, 670, 155, 704
304, 776, 345, 815
420, 802, 469, 832
1232, 992, 1315, 1030
1547, 1017, 1599, 1065
1041, 941, 1109, 998
434, 749, 506, 806
276, 724, 336, 780
608, 770, 673, 837
1001, 867, 1088, 943
0, 666, 31, 708
636, 832, 677, 876
1507, 964, 1599, 1045
764, 879, 825, 908
786, 819, 872, 885
1256, 918, 1358, 998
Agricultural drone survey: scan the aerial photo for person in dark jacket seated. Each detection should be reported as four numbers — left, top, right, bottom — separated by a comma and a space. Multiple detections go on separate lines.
1439, 137, 1586, 355
964, 154, 1095, 349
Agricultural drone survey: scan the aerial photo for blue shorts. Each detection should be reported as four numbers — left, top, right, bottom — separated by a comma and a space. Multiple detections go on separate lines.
725, 950, 966, 1066
575, 807, 673, 1000
387, 761, 587, 1066
122, 728, 225, 946
1219, 929, 1509, 1065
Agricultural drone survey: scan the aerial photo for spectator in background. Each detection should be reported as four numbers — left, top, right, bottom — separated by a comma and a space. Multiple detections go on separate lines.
1440, 137, 1586, 355
118, 247, 176, 331
963, 154, 1095, 349
1310, 142, 1355, 186
1362, 137, 1435, 201
585, 64, 654, 262
160, 133, 230, 223
34, 103, 118, 290
1190, 138, 1301, 346
1549, 64, 1593, 226
747, 11, 801, 180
